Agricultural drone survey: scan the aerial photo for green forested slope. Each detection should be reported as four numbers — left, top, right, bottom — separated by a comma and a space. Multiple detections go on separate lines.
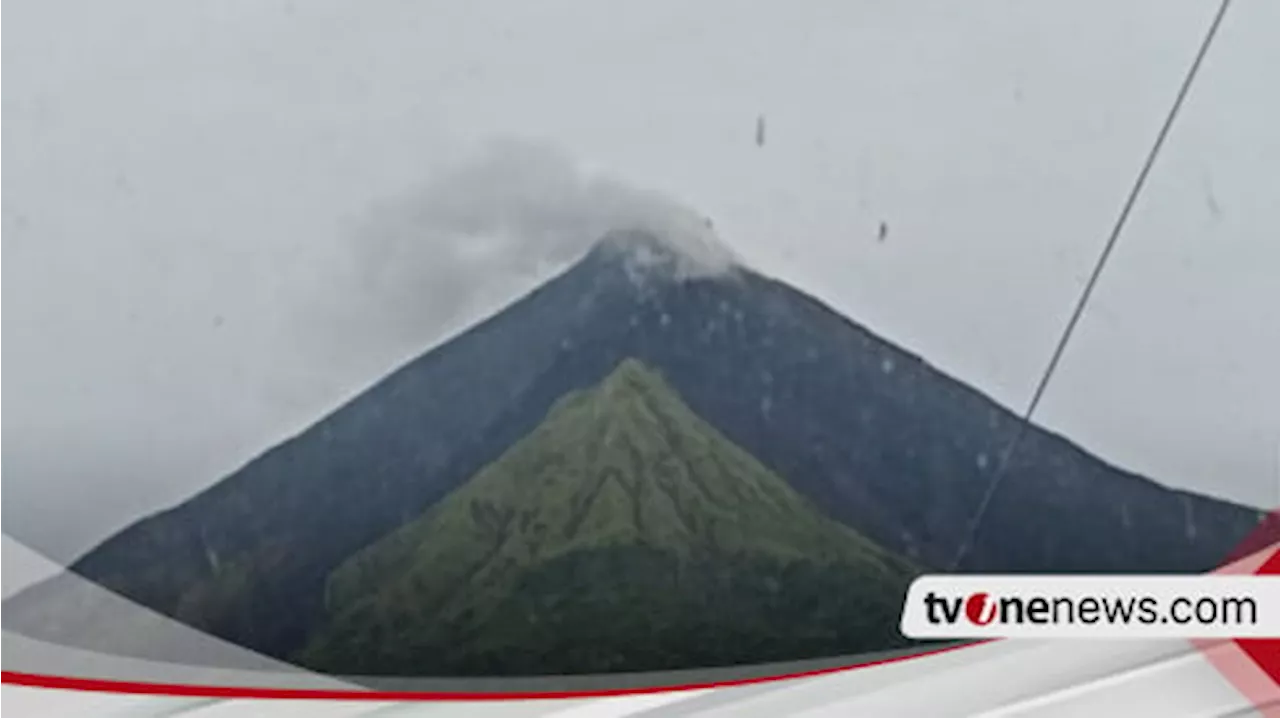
298, 359, 919, 675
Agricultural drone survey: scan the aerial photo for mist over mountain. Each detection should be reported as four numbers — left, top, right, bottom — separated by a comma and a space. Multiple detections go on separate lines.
312, 139, 738, 370
4, 229, 1263, 673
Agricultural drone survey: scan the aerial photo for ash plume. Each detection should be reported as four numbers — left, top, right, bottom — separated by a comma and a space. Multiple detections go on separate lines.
308, 138, 736, 367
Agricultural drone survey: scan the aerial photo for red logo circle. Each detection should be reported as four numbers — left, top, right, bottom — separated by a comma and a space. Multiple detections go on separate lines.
965, 592, 997, 626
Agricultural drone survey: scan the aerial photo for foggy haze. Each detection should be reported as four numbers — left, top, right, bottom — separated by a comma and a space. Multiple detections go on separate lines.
309, 138, 738, 370
3, 0, 1278, 571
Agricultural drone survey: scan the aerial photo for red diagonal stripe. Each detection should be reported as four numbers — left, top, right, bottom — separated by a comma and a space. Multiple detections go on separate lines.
1236, 546, 1280, 684
1224, 511, 1280, 566
0, 641, 985, 701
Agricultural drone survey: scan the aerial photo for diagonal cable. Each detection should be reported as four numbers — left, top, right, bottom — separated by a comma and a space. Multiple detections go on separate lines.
949, 0, 1236, 571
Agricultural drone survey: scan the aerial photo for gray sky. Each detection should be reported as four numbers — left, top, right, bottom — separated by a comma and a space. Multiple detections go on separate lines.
4, 0, 1278, 564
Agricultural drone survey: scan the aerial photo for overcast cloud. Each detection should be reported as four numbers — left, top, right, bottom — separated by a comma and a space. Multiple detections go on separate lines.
3, 0, 1278, 567
306, 137, 738, 372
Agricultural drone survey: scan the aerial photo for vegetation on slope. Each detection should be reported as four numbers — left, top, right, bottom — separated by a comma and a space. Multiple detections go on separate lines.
297, 359, 918, 675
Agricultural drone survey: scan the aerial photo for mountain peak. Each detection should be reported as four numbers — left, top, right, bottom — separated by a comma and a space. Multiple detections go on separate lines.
297, 356, 916, 674
598, 357, 659, 396
588, 224, 740, 282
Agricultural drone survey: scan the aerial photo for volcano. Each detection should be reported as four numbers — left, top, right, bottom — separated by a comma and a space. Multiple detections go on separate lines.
4, 229, 1263, 674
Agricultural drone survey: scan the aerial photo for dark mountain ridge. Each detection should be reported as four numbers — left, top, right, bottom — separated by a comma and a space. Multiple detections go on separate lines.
5, 229, 1262, 665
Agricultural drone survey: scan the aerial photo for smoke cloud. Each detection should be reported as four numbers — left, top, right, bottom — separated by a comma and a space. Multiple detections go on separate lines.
307, 138, 737, 366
